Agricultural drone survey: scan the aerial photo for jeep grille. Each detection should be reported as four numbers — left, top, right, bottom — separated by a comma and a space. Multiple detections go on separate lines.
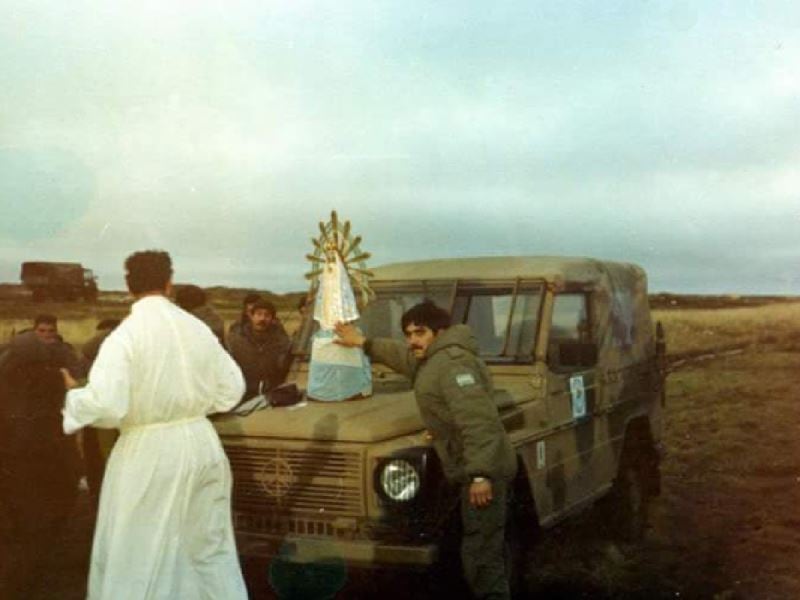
224, 441, 365, 518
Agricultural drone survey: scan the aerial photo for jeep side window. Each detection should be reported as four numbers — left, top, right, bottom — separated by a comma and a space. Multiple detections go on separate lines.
452, 286, 542, 363
548, 293, 596, 370
454, 294, 512, 356
506, 292, 540, 360
360, 280, 542, 363
360, 285, 453, 340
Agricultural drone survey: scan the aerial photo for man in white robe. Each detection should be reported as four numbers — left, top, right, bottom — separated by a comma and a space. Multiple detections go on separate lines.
62, 250, 248, 600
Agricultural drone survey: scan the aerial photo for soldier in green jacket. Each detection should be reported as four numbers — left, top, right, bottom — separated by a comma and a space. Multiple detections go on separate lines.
335, 300, 517, 600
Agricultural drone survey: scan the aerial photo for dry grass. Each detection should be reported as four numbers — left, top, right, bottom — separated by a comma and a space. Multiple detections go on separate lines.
654, 348, 800, 599
654, 300, 800, 356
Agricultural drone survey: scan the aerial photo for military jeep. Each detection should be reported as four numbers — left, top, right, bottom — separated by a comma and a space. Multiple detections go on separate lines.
213, 256, 665, 579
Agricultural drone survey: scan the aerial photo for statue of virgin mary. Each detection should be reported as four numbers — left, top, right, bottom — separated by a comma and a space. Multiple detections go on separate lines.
306, 242, 372, 402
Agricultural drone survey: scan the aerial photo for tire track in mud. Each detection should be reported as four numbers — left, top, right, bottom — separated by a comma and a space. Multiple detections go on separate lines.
666, 344, 748, 372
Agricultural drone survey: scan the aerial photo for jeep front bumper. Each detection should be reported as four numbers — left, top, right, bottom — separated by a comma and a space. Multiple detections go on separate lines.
236, 531, 438, 569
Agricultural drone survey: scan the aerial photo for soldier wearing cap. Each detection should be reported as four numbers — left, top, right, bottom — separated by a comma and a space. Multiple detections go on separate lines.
335, 300, 516, 600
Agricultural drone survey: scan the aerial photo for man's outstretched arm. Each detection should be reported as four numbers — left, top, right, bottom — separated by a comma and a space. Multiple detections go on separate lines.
333, 322, 416, 377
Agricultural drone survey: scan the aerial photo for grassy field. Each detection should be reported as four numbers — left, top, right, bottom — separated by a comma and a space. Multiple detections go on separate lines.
520, 299, 800, 599
653, 300, 800, 356
2, 296, 799, 598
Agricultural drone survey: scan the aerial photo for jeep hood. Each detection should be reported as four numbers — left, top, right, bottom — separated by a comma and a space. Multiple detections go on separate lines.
213, 388, 425, 443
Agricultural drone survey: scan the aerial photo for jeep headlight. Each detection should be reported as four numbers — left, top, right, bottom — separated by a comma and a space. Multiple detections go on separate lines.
379, 459, 421, 502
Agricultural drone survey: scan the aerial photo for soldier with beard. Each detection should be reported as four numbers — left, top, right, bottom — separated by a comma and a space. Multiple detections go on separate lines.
335, 301, 517, 600
227, 298, 292, 401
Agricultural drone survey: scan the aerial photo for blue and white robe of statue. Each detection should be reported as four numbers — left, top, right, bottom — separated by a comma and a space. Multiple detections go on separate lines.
308, 252, 372, 401
307, 330, 372, 401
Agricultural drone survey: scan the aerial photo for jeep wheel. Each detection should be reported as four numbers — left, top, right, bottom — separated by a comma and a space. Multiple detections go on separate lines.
608, 462, 649, 542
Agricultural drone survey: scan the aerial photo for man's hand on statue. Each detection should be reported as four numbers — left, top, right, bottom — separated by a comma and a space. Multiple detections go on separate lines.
333, 322, 365, 348
469, 479, 493, 508
61, 368, 79, 390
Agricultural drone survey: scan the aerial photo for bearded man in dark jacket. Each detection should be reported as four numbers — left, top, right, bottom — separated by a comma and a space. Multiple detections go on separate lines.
0, 315, 83, 597
335, 301, 516, 600
227, 298, 291, 400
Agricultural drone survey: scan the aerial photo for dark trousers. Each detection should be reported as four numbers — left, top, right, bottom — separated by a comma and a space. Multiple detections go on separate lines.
0, 448, 78, 598
460, 479, 511, 600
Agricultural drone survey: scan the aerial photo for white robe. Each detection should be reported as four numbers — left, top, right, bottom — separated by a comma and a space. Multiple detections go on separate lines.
63, 295, 248, 600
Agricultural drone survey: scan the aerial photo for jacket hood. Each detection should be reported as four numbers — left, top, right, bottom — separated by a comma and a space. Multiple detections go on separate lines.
425, 324, 479, 360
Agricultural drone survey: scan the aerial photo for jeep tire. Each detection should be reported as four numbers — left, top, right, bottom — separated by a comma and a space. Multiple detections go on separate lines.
608, 460, 650, 542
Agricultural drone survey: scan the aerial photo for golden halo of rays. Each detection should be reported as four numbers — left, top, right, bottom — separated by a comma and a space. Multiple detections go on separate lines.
305, 210, 375, 306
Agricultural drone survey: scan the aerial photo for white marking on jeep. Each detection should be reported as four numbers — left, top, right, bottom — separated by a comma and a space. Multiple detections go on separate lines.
570, 375, 587, 419
536, 441, 546, 469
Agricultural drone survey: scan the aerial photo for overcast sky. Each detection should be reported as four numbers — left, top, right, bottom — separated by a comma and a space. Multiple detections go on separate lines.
1, 1, 799, 294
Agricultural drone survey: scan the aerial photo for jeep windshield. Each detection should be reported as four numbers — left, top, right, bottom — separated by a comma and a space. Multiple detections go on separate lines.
359, 279, 544, 364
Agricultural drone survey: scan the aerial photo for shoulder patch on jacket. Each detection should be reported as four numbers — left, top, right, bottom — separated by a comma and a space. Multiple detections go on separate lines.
454, 372, 477, 387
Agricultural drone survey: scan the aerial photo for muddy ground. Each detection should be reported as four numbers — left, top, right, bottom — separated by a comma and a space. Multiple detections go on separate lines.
3, 343, 799, 599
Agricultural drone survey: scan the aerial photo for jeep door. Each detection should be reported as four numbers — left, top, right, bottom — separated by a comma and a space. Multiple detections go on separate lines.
539, 288, 615, 520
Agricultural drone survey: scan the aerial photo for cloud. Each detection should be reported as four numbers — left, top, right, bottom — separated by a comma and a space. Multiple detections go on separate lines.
0, 147, 93, 240
1, 0, 799, 294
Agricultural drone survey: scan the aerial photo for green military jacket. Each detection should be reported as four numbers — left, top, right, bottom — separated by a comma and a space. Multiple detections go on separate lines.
368, 325, 517, 485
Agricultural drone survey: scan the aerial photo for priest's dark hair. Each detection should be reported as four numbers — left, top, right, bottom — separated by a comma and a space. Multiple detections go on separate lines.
125, 250, 173, 295
401, 300, 452, 333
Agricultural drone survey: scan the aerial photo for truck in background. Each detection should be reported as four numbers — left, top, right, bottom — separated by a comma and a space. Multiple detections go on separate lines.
20, 262, 98, 302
